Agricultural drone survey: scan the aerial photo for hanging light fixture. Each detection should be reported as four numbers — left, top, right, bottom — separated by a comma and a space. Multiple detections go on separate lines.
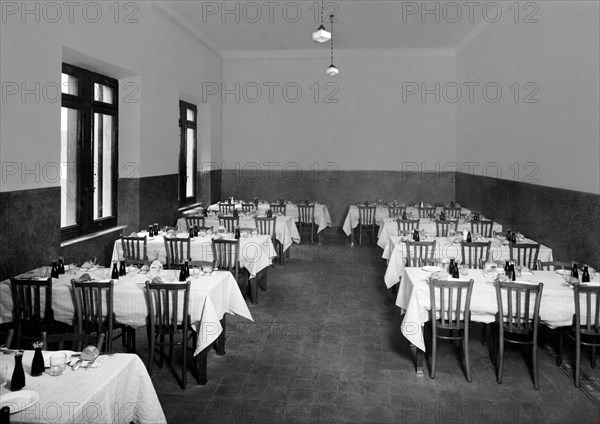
312, 0, 331, 43
326, 15, 339, 76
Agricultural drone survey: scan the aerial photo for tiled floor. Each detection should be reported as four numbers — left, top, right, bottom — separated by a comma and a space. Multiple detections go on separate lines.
141, 235, 599, 423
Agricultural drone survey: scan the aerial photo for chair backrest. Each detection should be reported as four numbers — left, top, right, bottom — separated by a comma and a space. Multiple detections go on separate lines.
185, 216, 205, 230
537, 260, 575, 271
429, 278, 474, 329
241, 203, 255, 213
418, 206, 436, 218
461, 241, 491, 269
163, 237, 191, 269
509, 243, 541, 270
71, 279, 114, 350
435, 219, 458, 237
211, 239, 240, 275
121, 235, 148, 266
495, 281, 543, 335
396, 218, 420, 234
42, 331, 105, 352
219, 216, 239, 233
296, 204, 315, 224
255, 216, 277, 240
444, 206, 462, 219
470, 220, 494, 238
145, 281, 191, 338
270, 204, 286, 215
388, 205, 406, 218
573, 285, 600, 337
404, 240, 437, 267
357, 205, 376, 226
218, 203, 235, 215
10, 278, 54, 331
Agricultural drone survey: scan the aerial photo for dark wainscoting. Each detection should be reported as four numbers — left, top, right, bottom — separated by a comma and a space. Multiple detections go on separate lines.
61, 231, 122, 268
198, 170, 222, 207
139, 174, 180, 229
0, 187, 61, 282
220, 170, 456, 227
118, 178, 140, 234
456, 173, 600, 268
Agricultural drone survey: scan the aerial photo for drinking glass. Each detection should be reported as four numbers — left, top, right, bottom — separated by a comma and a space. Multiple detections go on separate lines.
192, 267, 200, 279
49, 353, 67, 376
0, 362, 8, 388
459, 264, 469, 277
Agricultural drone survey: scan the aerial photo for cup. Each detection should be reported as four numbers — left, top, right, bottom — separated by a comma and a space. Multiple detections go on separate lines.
459, 264, 469, 277
49, 352, 67, 376
192, 267, 200, 279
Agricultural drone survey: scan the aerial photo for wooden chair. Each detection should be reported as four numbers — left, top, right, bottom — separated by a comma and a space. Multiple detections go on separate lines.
42, 331, 105, 352
185, 216, 205, 231
120, 235, 151, 267
509, 243, 541, 270
357, 205, 377, 246
435, 219, 458, 237
470, 220, 494, 238
270, 204, 286, 215
493, 281, 544, 389
71, 279, 135, 353
418, 205, 436, 218
404, 240, 436, 267
537, 260, 576, 271
461, 241, 491, 269
428, 278, 474, 381
255, 216, 281, 266
163, 237, 191, 269
388, 204, 405, 218
145, 281, 198, 389
556, 284, 600, 387
241, 203, 255, 213
219, 216, 239, 233
10, 277, 71, 348
296, 204, 316, 243
1, 329, 14, 350
211, 239, 249, 300
218, 203, 235, 215
396, 218, 420, 235
444, 206, 462, 219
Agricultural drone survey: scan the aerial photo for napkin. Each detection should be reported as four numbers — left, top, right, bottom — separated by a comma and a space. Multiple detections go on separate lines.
78, 273, 92, 283
151, 276, 165, 284
129, 232, 138, 237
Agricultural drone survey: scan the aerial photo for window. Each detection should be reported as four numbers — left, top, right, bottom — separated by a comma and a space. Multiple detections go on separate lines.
61, 63, 118, 240
179, 100, 197, 205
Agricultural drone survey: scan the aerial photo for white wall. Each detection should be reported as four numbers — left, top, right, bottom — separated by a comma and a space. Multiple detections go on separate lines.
456, 1, 600, 194
0, 2, 222, 192
221, 52, 456, 173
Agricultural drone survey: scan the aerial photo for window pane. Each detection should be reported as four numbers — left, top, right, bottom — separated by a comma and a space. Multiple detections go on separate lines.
61, 73, 78, 95
186, 128, 195, 198
186, 109, 195, 122
61, 107, 78, 227
94, 83, 114, 104
93, 113, 114, 220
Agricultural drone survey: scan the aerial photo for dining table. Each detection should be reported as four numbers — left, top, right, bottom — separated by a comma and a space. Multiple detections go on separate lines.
396, 267, 597, 373
112, 233, 276, 278
382, 235, 554, 288
0, 350, 166, 423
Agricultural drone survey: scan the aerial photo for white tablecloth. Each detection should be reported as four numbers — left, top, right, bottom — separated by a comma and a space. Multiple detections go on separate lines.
0, 351, 166, 423
176, 215, 300, 251
0, 269, 253, 356
112, 234, 276, 278
377, 217, 502, 249
207, 202, 333, 233
383, 236, 554, 288
342, 205, 471, 236
396, 268, 594, 352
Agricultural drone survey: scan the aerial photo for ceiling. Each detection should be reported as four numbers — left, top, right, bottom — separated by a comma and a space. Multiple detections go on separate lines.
158, 1, 485, 53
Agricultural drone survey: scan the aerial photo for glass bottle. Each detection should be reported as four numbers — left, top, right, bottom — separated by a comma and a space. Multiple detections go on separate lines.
510, 262, 516, 281
466, 232, 472, 243
50, 262, 59, 278
119, 260, 126, 277
452, 263, 460, 279
581, 265, 590, 283
184, 261, 190, 279
111, 262, 119, 279
189, 227, 194, 239
402, 211, 407, 220
194, 225, 198, 237
31, 341, 45, 376
448, 258, 456, 275
57, 257, 65, 274
10, 351, 25, 391
235, 228, 240, 239
179, 264, 186, 282
571, 263, 579, 280
203, 208, 208, 217
0, 406, 10, 424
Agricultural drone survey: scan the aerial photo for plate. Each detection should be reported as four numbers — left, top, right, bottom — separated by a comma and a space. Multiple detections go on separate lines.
422, 266, 441, 272
0, 390, 39, 414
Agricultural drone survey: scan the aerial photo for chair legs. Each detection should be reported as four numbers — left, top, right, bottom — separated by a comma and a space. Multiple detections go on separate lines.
464, 330, 471, 382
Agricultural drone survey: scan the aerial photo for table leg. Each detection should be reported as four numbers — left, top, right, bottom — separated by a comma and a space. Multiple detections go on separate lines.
216, 316, 226, 356
350, 227, 355, 247
195, 348, 209, 385
249, 276, 258, 304
410, 344, 425, 374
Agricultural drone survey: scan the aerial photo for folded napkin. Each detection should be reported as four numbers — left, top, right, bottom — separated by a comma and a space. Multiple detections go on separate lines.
151, 276, 165, 284
129, 232, 138, 237
80, 261, 95, 270
78, 273, 92, 283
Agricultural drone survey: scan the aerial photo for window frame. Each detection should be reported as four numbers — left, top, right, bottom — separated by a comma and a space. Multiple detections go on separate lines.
61, 63, 118, 241
178, 100, 197, 206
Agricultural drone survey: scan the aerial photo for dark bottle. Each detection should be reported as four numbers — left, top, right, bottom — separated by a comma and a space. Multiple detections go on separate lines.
510, 263, 516, 281
267, 209, 272, 218
504, 261, 510, 275
466, 232, 472, 243
111, 262, 119, 279
203, 208, 208, 217
119, 260, 126, 277
184, 261, 190, 279
153, 223, 159, 236
448, 258, 456, 275
0, 406, 10, 424
254, 197, 259, 208
148, 224, 153, 235
582, 265, 590, 283
189, 227, 195, 239
31, 341, 45, 376
233, 209, 239, 218
571, 264, 579, 280
402, 211, 407, 220
306, 199, 310, 205
179, 264, 186, 282
440, 211, 446, 221
193, 225, 198, 237
50, 262, 59, 278
279, 198, 284, 205
452, 264, 460, 279
11, 351, 25, 391
57, 257, 65, 274
235, 228, 240, 239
